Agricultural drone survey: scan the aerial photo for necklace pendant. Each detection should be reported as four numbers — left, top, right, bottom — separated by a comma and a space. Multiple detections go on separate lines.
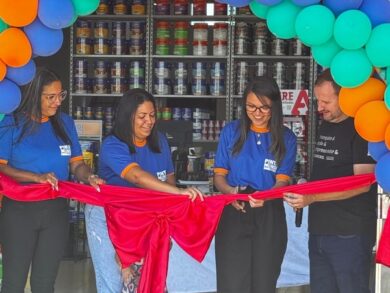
257, 140, 261, 145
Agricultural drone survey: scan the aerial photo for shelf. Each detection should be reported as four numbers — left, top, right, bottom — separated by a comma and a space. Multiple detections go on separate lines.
232, 55, 312, 60
231, 14, 259, 21
73, 54, 147, 59
151, 55, 229, 60
79, 14, 148, 20
71, 93, 123, 97
152, 15, 230, 21
154, 95, 227, 99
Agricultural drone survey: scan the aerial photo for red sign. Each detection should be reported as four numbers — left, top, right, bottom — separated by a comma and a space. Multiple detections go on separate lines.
281, 90, 309, 116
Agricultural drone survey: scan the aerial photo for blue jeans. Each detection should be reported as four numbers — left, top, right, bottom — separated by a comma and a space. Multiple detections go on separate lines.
85, 205, 122, 293
309, 234, 374, 293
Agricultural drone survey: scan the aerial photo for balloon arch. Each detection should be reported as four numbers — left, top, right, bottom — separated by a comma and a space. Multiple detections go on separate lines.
0, 0, 390, 190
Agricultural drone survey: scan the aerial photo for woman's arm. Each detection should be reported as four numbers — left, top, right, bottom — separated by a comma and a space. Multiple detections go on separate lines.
70, 160, 104, 191
0, 163, 59, 190
124, 166, 203, 201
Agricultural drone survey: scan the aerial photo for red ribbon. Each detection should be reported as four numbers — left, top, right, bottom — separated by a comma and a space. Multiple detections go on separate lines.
0, 173, 381, 293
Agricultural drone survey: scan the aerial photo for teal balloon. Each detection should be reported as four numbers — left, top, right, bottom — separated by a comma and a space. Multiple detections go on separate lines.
295, 5, 335, 46
0, 113, 4, 122
330, 49, 372, 88
0, 18, 8, 33
366, 24, 390, 68
387, 67, 390, 84
72, 0, 99, 16
385, 85, 390, 110
249, 1, 269, 19
266, 1, 301, 39
312, 38, 341, 67
334, 10, 372, 50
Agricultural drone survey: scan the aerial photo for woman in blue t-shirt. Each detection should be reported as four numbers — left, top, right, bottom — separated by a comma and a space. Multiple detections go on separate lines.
213, 76, 297, 293
85, 89, 203, 293
0, 68, 103, 293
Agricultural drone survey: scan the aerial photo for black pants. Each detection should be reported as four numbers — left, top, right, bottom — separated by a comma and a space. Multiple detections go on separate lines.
215, 198, 287, 293
0, 197, 69, 293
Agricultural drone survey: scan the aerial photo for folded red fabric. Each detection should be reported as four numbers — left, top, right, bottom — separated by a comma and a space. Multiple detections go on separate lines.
0, 173, 378, 293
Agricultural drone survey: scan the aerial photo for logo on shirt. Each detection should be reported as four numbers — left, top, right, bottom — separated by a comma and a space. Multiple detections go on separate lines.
263, 159, 277, 172
157, 170, 167, 181
59, 145, 71, 156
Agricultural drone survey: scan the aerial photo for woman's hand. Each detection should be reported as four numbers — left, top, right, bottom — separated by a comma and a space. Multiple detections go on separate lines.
87, 174, 105, 192
35, 172, 58, 191
248, 195, 264, 208
178, 186, 204, 202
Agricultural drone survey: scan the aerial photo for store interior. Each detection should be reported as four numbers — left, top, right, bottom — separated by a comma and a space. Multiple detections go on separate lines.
2, 0, 390, 292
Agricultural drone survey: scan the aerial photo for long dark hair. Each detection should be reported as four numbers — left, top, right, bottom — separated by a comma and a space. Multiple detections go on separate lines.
14, 67, 70, 144
112, 88, 160, 154
232, 76, 286, 165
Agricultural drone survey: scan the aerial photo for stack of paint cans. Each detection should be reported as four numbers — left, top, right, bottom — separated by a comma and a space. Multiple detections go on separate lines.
111, 61, 128, 94
235, 61, 248, 95
252, 21, 269, 56
210, 62, 225, 96
112, 22, 126, 55
154, 61, 171, 95
192, 62, 207, 95
129, 61, 145, 90
234, 22, 250, 55
173, 62, 188, 95
128, 21, 145, 55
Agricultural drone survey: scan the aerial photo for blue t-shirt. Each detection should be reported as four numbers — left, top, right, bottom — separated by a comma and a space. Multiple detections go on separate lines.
0, 113, 83, 181
214, 120, 297, 190
98, 132, 174, 187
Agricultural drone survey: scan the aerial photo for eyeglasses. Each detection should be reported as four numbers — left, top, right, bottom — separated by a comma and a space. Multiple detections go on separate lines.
42, 90, 67, 103
245, 103, 272, 114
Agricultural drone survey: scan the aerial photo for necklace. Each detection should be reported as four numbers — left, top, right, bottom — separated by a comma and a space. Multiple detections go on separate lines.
256, 133, 261, 145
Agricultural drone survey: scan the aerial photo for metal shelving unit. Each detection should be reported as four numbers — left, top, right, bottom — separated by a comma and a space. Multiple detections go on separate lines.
68, 0, 316, 154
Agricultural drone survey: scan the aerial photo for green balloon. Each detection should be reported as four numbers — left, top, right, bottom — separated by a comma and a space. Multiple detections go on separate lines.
0, 113, 4, 122
334, 10, 372, 50
312, 38, 341, 67
366, 24, 390, 68
72, 0, 100, 16
249, 1, 269, 19
330, 49, 373, 88
295, 5, 335, 46
266, 0, 301, 39
0, 18, 8, 33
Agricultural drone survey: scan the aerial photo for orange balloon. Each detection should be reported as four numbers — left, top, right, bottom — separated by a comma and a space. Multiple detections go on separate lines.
0, 59, 6, 81
355, 101, 390, 142
0, 28, 32, 67
339, 78, 386, 117
385, 124, 390, 150
0, 0, 38, 27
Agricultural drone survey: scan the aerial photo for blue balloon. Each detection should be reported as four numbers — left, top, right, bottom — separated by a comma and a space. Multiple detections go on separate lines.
323, 0, 363, 16
256, 0, 283, 6
0, 79, 21, 114
360, 0, 390, 27
292, 0, 320, 6
38, 0, 75, 29
368, 141, 389, 161
24, 19, 64, 57
5, 60, 36, 86
376, 152, 390, 192
227, 0, 251, 7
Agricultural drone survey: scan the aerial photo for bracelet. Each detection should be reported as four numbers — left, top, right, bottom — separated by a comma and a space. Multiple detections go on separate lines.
88, 174, 98, 181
